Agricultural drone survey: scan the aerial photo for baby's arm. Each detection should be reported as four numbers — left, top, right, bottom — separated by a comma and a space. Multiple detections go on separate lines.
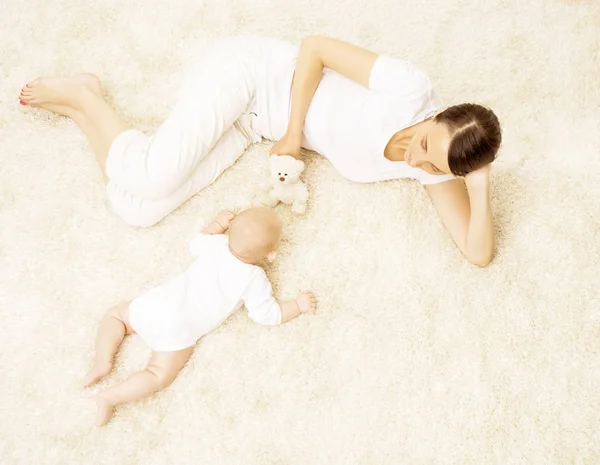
202, 210, 236, 235
190, 211, 236, 259
279, 292, 317, 323
245, 271, 317, 325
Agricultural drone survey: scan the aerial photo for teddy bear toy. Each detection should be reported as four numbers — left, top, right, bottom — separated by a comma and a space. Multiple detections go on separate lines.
258, 154, 308, 214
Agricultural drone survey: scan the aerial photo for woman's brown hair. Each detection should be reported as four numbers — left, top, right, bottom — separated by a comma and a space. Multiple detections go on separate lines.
434, 103, 502, 176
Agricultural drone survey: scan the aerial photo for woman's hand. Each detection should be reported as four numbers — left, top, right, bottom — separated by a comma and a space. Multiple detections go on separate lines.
269, 132, 302, 159
465, 163, 491, 190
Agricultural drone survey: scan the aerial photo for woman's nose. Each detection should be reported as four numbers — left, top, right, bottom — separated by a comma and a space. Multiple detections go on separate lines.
411, 149, 424, 167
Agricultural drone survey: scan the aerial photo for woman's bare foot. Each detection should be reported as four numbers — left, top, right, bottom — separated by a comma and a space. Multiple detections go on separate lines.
19, 74, 102, 117
95, 392, 115, 427
82, 361, 113, 388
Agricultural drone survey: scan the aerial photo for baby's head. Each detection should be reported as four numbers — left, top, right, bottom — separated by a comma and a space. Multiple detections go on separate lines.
228, 207, 282, 264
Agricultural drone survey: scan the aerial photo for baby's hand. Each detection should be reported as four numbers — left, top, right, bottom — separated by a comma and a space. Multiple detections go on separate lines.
214, 210, 236, 230
296, 291, 317, 315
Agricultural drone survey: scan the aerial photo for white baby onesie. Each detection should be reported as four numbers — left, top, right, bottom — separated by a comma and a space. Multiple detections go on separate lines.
128, 233, 282, 352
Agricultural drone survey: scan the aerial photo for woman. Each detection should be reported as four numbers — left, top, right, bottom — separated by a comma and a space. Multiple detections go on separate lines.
19, 35, 501, 266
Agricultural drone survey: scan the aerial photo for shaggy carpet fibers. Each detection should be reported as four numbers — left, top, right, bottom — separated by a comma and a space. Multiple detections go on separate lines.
1, 0, 599, 463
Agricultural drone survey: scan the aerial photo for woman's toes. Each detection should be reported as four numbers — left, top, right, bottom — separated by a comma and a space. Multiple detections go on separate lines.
19, 84, 35, 100
26, 78, 41, 88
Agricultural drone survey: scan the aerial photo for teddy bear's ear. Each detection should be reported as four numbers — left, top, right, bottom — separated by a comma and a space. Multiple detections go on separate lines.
270, 154, 279, 163
295, 159, 306, 172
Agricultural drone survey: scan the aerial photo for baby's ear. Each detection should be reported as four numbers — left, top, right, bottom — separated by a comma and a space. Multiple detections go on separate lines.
266, 250, 278, 263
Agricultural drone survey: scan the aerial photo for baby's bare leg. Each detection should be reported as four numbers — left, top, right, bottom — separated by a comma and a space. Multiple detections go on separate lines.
82, 301, 132, 387
95, 347, 193, 426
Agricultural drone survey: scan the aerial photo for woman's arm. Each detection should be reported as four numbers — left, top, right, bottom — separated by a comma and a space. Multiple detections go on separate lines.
425, 165, 495, 267
270, 36, 378, 157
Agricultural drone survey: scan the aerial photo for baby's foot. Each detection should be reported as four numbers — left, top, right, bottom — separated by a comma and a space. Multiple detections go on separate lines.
95, 392, 115, 427
19, 73, 101, 116
82, 362, 113, 388
296, 291, 317, 315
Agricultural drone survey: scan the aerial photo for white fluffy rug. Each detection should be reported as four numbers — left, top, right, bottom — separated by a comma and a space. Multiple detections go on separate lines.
2, 0, 599, 463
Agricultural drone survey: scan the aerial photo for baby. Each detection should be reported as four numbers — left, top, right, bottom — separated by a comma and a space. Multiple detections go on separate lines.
83, 207, 317, 426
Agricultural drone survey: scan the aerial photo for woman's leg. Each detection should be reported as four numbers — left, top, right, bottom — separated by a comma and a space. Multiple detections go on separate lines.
106, 124, 255, 227
20, 74, 130, 178
21, 37, 264, 199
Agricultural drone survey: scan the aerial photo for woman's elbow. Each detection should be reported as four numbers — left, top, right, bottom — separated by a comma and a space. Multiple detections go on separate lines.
302, 35, 320, 44
301, 35, 330, 54
466, 250, 495, 268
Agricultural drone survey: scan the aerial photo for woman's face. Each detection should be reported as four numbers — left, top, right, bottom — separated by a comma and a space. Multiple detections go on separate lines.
405, 120, 453, 176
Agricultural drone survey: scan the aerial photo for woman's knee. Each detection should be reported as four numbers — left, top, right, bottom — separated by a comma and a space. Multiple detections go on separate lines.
105, 129, 186, 201
106, 183, 169, 228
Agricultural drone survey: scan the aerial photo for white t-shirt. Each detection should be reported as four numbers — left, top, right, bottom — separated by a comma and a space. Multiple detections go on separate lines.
128, 233, 282, 351
302, 55, 454, 185
255, 44, 454, 185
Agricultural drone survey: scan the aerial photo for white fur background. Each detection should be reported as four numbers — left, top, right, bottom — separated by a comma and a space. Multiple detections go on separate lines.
1, 0, 599, 463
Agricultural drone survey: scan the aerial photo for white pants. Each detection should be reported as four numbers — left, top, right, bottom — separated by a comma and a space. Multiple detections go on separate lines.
105, 36, 297, 227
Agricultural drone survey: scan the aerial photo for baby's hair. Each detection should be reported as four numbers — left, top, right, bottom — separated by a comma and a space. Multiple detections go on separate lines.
228, 207, 282, 263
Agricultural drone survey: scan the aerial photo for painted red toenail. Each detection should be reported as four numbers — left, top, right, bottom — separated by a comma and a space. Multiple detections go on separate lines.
19, 100, 26, 105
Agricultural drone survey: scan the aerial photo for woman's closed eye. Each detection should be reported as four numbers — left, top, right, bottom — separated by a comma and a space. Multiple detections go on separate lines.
421, 135, 441, 173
